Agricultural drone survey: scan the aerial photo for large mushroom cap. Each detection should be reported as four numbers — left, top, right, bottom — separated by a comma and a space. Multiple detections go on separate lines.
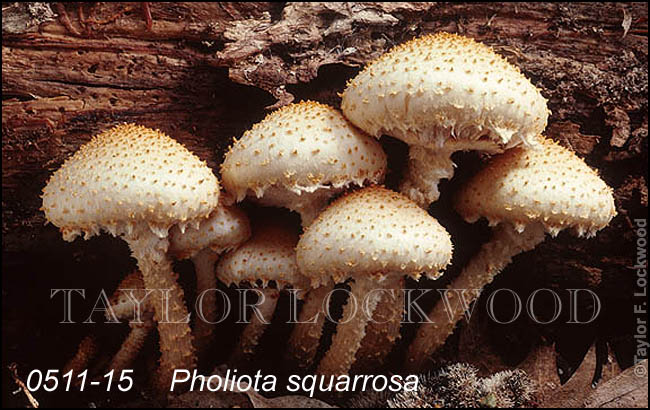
216, 223, 308, 290
297, 186, 453, 286
168, 203, 251, 259
455, 138, 617, 237
42, 123, 220, 241
341, 32, 549, 149
220, 101, 387, 201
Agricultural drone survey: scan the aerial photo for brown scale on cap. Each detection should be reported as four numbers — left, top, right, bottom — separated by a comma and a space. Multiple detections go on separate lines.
297, 186, 453, 375
221, 101, 387, 226
42, 123, 219, 240
455, 138, 616, 237
169, 203, 251, 357
341, 32, 550, 208
216, 222, 308, 365
405, 138, 616, 372
42, 123, 220, 397
298, 186, 453, 286
169, 202, 250, 260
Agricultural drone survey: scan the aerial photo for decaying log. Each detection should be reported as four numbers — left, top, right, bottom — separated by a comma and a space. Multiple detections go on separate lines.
2, 2, 647, 252
1, 2, 647, 406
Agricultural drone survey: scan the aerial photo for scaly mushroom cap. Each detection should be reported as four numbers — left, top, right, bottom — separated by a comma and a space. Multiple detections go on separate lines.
341, 32, 549, 150
168, 203, 251, 259
42, 124, 220, 241
297, 186, 453, 287
455, 138, 617, 237
220, 101, 387, 201
216, 223, 309, 290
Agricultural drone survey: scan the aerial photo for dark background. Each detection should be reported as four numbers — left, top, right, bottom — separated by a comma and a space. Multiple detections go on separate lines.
2, 2, 648, 407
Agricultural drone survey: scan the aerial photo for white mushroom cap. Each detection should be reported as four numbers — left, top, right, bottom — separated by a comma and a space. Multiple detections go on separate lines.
220, 101, 387, 201
455, 138, 617, 237
297, 186, 453, 287
341, 32, 549, 150
168, 203, 251, 260
216, 223, 308, 291
42, 124, 220, 241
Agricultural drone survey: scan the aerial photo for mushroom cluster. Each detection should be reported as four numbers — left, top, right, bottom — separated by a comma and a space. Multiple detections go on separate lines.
45, 30, 616, 401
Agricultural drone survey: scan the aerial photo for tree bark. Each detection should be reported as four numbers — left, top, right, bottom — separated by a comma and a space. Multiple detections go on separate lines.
2, 3, 647, 404
2, 2, 647, 253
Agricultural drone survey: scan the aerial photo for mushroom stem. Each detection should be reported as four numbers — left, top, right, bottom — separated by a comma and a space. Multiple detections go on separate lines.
399, 146, 455, 207
285, 283, 334, 370
353, 277, 404, 373
106, 271, 155, 375
108, 320, 155, 374
124, 226, 196, 393
317, 276, 384, 376
63, 335, 98, 377
191, 248, 220, 356
255, 185, 341, 227
230, 287, 280, 365
405, 222, 546, 372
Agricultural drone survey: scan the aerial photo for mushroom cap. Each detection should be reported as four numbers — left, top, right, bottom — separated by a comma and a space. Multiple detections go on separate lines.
220, 101, 387, 201
168, 203, 251, 259
42, 124, 220, 241
296, 186, 453, 287
341, 32, 549, 150
455, 138, 617, 237
216, 223, 308, 290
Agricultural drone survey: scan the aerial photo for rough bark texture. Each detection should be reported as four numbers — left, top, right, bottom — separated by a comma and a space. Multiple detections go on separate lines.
2, 2, 647, 407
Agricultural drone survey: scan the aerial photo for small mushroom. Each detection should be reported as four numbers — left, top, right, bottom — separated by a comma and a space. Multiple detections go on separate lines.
341, 32, 550, 208
220, 100, 387, 226
169, 202, 251, 357
405, 138, 616, 371
42, 124, 220, 394
297, 186, 453, 375
215, 220, 309, 365
221, 100, 388, 370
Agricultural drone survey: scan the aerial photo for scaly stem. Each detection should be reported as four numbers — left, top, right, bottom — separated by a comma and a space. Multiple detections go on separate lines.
191, 248, 220, 356
255, 186, 341, 227
63, 335, 98, 378
285, 284, 334, 370
405, 222, 546, 372
124, 225, 196, 395
317, 277, 383, 376
229, 288, 280, 365
352, 277, 404, 373
399, 146, 455, 208
108, 320, 155, 374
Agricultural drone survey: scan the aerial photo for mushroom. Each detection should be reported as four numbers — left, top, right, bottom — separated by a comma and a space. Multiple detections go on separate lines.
221, 100, 388, 370
41, 123, 220, 393
297, 186, 453, 375
341, 32, 550, 208
405, 138, 616, 371
220, 100, 387, 226
215, 220, 309, 364
168, 202, 251, 356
